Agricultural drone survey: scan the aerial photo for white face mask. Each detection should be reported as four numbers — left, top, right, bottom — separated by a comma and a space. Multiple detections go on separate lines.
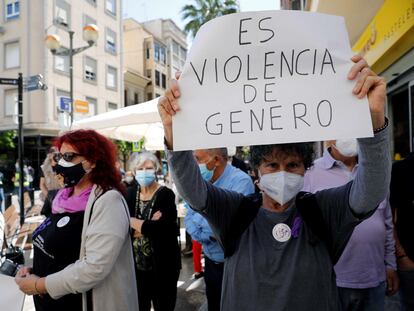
334, 139, 358, 157
259, 171, 304, 205
125, 176, 134, 183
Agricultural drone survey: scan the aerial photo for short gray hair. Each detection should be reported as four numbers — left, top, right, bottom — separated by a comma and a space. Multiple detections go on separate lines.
205, 148, 228, 159
129, 152, 161, 172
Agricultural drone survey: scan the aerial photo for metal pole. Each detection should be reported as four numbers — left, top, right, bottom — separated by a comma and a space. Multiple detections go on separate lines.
69, 30, 74, 126
17, 73, 24, 226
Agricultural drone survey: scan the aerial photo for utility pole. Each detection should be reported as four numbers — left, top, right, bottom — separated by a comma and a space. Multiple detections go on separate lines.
18, 73, 24, 225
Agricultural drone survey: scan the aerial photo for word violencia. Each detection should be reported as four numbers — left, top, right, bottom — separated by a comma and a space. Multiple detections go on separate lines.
189, 48, 336, 86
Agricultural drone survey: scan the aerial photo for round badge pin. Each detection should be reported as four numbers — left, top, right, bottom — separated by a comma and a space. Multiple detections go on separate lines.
272, 223, 291, 242
57, 216, 70, 228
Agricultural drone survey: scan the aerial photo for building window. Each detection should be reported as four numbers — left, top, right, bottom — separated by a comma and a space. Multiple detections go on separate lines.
124, 89, 128, 106
134, 93, 139, 105
84, 56, 97, 82
4, 41, 20, 69
85, 96, 97, 116
161, 74, 166, 89
155, 93, 161, 98
105, 28, 117, 54
107, 102, 117, 111
4, 88, 17, 116
55, 0, 71, 28
160, 47, 166, 64
106, 66, 117, 89
146, 43, 150, 59
172, 40, 187, 71
5, 0, 19, 20
154, 42, 166, 64
155, 70, 160, 87
85, 0, 96, 6
180, 47, 187, 67
105, 0, 116, 15
147, 93, 152, 100
54, 54, 69, 74
83, 14, 96, 27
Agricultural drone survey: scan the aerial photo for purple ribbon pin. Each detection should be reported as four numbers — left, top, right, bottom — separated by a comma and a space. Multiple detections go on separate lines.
291, 216, 302, 238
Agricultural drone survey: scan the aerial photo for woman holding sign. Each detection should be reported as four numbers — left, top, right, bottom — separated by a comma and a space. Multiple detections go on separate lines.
158, 55, 390, 310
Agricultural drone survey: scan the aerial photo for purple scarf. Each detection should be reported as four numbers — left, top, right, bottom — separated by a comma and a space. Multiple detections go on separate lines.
52, 186, 93, 214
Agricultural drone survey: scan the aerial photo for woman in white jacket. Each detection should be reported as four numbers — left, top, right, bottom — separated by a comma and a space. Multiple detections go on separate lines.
15, 129, 138, 311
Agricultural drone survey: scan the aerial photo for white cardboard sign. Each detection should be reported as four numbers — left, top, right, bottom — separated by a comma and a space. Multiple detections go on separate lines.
172, 11, 373, 151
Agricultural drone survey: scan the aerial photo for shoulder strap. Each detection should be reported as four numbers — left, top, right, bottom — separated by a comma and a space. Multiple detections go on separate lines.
87, 191, 107, 225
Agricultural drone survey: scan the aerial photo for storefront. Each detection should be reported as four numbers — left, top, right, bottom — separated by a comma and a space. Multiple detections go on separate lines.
0, 134, 55, 191
353, 0, 414, 159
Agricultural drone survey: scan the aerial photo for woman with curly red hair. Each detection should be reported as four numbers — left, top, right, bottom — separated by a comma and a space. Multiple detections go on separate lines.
15, 129, 138, 311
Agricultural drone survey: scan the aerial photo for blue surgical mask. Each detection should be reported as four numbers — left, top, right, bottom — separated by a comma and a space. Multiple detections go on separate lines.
198, 163, 214, 181
135, 169, 156, 187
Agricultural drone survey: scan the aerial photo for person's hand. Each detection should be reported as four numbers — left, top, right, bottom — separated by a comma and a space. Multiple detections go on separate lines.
151, 211, 162, 221
348, 55, 386, 130
385, 268, 399, 296
397, 255, 414, 270
15, 274, 43, 295
16, 266, 33, 278
133, 231, 143, 239
158, 72, 181, 149
130, 217, 144, 233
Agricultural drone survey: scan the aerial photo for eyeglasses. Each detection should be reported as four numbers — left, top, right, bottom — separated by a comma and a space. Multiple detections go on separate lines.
53, 152, 81, 162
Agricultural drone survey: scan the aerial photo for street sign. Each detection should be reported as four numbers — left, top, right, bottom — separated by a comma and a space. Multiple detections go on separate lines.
24, 74, 47, 91
0, 78, 18, 85
132, 139, 144, 152
74, 100, 89, 114
59, 97, 71, 112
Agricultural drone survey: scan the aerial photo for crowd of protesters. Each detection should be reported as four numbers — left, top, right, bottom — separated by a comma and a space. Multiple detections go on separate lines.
0, 48, 408, 311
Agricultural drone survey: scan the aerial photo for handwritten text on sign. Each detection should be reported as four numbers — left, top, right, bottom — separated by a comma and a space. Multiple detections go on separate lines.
173, 11, 373, 151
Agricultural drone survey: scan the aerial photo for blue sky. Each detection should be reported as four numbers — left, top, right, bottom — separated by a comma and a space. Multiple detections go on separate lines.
123, 0, 280, 30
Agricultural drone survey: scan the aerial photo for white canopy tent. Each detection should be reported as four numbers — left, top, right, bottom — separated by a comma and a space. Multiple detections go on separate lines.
72, 98, 164, 150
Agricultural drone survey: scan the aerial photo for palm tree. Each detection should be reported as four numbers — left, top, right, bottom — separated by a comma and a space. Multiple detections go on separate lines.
181, 0, 239, 38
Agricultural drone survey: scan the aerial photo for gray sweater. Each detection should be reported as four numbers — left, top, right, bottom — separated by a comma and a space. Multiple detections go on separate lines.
168, 128, 390, 311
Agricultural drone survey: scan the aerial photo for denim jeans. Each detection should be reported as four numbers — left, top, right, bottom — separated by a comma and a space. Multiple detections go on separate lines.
338, 281, 386, 311
398, 269, 414, 311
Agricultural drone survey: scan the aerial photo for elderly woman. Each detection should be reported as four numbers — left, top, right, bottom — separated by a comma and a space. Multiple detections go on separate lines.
128, 152, 181, 311
158, 55, 390, 310
15, 130, 138, 311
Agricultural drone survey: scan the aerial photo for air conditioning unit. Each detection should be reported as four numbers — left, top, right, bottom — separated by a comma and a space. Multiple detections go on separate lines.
0, 26, 5, 35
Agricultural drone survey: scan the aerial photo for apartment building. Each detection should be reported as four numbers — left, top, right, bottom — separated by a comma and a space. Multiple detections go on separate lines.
143, 19, 187, 82
0, 0, 122, 183
123, 18, 187, 107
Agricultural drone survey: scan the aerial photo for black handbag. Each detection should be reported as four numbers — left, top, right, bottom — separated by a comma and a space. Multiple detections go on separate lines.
0, 258, 19, 276
4, 244, 25, 265
0, 231, 25, 276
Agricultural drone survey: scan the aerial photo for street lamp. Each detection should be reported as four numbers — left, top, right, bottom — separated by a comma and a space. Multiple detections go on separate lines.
45, 23, 99, 126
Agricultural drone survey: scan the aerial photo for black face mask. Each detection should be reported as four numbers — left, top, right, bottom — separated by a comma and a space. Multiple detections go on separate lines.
55, 162, 87, 188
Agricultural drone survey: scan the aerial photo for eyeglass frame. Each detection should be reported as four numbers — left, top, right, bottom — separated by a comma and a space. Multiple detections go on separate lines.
53, 152, 82, 162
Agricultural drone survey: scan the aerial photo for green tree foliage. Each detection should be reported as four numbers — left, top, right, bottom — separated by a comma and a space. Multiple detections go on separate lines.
113, 140, 132, 170
0, 130, 16, 149
181, 0, 239, 38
